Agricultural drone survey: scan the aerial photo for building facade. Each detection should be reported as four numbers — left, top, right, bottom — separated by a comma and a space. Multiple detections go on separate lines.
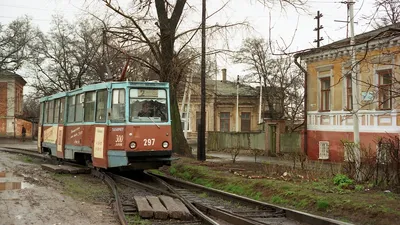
0, 71, 32, 138
178, 69, 263, 142
300, 24, 400, 162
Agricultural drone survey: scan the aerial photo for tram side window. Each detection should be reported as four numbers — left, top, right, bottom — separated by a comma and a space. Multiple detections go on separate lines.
47, 100, 54, 123
68, 96, 75, 122
44, 102, 48, 123
96, 89, 108, 122
111, 89, 125, 122
59, 98, 65, 123
39, 102, 43, 124
75, 94, 84, 122
84, 91, 96, 122
54, 99, 60, 123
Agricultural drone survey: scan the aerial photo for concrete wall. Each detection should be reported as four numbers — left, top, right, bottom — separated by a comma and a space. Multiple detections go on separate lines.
280, 132, 301, 153
207, 131, 265, 151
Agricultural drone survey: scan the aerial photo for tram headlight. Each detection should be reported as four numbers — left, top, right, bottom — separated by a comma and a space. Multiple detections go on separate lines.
162, 141, 169, 148
129, 141, 137, 149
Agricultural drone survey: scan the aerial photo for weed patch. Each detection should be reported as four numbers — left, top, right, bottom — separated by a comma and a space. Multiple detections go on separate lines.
271, 195, 288, 204
126, 214, 150, 225
333, 174, 353, 188
316, 199, 330, 211
52, 174, 110, 203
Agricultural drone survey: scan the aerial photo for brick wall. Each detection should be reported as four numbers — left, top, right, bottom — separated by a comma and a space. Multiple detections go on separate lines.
0, 82, 7, 116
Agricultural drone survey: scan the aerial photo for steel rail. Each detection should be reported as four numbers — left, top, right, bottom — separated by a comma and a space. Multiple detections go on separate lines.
111, 172, 281, 225
108, 172, 178, 197
92, 169, 128, 225
149, 172, 354, 225
143, 171, 220, 225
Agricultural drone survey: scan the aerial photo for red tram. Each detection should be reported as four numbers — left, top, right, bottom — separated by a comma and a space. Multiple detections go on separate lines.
37, 81, 172, 170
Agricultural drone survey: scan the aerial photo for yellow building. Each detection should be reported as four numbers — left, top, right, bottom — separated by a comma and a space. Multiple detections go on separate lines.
299, 23, 400, 162
178, 69, 262, 143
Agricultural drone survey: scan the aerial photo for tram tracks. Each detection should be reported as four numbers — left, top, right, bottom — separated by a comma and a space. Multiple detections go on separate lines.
114, 171, 300, 225
0, 148, 353, 225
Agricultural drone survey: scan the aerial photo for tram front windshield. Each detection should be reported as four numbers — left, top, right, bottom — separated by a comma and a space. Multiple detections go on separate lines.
129, 88, 168, 122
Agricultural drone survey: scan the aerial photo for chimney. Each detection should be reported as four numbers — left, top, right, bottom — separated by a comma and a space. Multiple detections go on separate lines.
221, 68, 227, 82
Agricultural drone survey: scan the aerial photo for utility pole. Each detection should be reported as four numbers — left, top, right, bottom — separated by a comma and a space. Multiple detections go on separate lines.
184, 74, 193, 138
259, 79, 263, 124
236, 75, 240, 132
197, 0, 206, 161
349, 0, 361, 181
314, 11, 324, 47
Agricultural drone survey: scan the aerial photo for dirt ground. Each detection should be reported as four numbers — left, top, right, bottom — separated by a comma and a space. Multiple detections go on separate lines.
0, 151, 118, 225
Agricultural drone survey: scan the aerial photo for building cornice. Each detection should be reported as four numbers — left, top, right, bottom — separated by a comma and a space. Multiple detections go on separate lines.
301, 36, 400, 63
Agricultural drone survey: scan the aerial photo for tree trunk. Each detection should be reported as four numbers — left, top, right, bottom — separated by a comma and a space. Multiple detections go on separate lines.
169, 86, 192, 156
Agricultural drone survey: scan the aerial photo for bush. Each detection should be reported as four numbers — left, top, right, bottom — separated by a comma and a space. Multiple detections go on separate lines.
317, 199, 330, 211
334, 174, 353, 188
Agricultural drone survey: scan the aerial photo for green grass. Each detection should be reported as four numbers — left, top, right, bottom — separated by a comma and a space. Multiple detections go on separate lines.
271, 195, 288, 204
23, 156, 33, 163
295, 199, 310, 209
148, 169, 164, 176
316, 199, 330, 211
126, 215, 150, 225
166, 159, 400, 225
199, 192, 208, 198
52, 174, 110, 202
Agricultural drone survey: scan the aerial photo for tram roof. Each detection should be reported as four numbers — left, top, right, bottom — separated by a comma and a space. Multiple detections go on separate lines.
39, 81, 169, 102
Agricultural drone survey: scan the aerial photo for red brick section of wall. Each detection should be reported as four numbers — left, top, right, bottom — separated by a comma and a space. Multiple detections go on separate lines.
15, 118, 33, 138
14, 82, 23, 115
0, 82, 7, 116
306, 130, 397, 162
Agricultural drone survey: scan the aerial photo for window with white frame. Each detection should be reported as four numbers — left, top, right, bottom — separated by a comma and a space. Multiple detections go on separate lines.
346, 75, 353, 110
319, 141, 329, 159
377, 69, 392, 110
181, 112, 190, 131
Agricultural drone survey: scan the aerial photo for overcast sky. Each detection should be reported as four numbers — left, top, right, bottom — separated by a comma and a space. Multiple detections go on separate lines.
0, 0, 375, 92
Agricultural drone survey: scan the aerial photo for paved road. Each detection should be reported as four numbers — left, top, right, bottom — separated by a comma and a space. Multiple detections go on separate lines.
0, 138, 340, 169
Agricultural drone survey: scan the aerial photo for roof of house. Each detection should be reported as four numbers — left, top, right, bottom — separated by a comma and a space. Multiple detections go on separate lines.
0, 70, 27, 85
206, 80, 259, 97
298, 22, 400, 57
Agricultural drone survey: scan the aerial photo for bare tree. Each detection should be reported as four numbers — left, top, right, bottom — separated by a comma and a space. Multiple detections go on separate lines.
0, 16, 39, 72
363, 0, 400, 28
234, 38, 304, 131
22, 93, 40, 121
102, 0, 306, 155
102, 0, 229, 156
30, 15, 103, 95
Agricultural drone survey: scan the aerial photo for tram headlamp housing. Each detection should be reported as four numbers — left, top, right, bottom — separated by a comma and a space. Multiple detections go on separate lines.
129, 141, 137, 149
162, 141, 169, 148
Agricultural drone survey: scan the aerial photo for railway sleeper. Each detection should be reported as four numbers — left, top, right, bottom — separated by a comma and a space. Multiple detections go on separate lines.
134, 195, 194, 220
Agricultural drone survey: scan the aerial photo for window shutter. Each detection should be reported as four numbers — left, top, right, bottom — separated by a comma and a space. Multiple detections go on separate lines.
319, 141, 329, 160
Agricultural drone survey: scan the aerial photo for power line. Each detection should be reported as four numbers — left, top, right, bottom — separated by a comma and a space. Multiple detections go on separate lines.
0, 16, 51, 22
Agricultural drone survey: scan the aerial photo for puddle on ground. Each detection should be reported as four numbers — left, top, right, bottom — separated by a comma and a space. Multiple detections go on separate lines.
0, 171, 34, 191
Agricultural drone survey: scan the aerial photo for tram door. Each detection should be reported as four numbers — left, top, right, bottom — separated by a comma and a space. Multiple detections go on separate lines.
38, 102, 44, 153
55, 98, 66, 158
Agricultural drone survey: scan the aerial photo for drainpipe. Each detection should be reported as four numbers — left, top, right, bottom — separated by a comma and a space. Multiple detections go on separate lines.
294, 53, 308, 156
236, 75, 239, 132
